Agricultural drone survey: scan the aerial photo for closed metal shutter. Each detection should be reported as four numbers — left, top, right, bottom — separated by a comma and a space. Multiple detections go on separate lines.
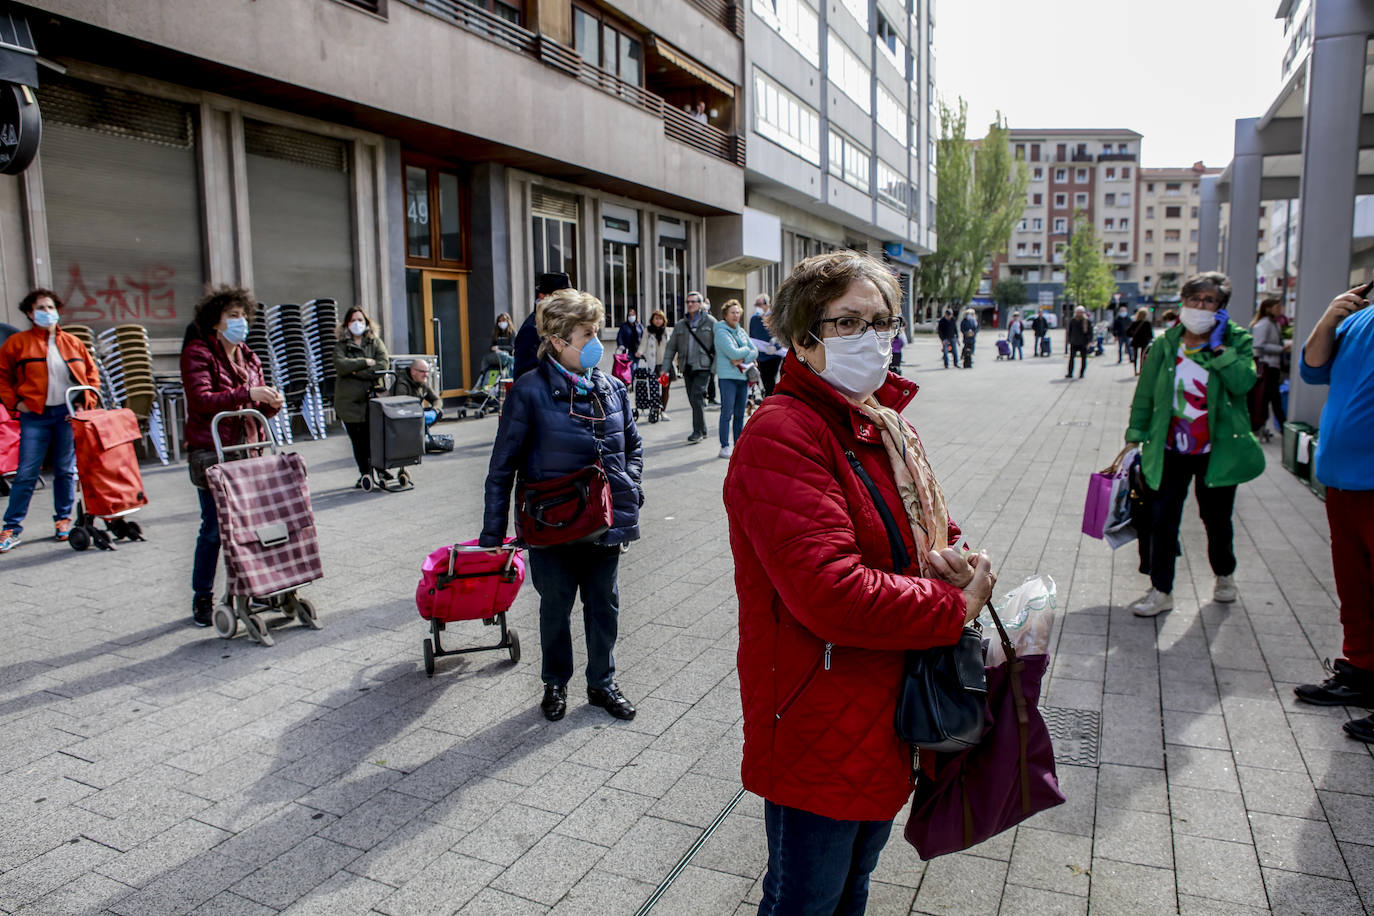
38, 75, 203, 339
245, 119, 355, 313
530, 187, 577, 220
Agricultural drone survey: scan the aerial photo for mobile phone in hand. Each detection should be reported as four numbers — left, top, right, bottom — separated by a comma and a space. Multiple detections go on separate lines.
1356, 280, 1374, 301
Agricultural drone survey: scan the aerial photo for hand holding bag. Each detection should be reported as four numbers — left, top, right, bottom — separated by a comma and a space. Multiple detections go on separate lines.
1082, 445, 1136, 539
895, 625, 989, 752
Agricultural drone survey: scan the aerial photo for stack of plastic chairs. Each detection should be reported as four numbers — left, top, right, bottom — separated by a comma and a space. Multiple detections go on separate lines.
303, 299, 338, 409
95, 325, 169, 465
64, 325, 118, 412
247, 309, 293, 446
262, 304, 327, 440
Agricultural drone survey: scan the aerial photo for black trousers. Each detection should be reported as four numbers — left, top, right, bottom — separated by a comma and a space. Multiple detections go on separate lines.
1250, 364, 1287, 433
343, 419, 371, 476
1067, 345, 1088, 377
1144, 451, 1237, 595
759, 358, 781, 397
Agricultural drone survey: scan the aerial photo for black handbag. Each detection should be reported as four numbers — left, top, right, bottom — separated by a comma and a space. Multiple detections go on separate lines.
844, 449, 989, 752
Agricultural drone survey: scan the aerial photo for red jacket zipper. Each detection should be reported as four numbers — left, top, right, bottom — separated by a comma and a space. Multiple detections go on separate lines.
775, 642, 833, 720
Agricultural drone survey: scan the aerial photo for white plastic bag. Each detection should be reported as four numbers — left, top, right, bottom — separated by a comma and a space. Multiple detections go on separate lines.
979, 574, 1057, 667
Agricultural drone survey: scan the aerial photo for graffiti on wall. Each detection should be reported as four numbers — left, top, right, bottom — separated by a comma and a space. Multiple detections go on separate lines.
59, 264, 180, 325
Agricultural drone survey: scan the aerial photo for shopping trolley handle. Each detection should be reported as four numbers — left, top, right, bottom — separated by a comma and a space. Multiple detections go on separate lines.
64, 385, 105, 414
210, 408, 280, 462
446, 542, 522, 578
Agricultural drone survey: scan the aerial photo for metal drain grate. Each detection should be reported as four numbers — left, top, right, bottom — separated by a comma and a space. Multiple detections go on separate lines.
1042, 706, 1101, 766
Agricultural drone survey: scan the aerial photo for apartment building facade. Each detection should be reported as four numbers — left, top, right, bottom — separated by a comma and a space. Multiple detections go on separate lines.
0, 0, 746, 396
732, 0, 935, 322
989, 128, 1142, 313
1136, 164, 1222, 303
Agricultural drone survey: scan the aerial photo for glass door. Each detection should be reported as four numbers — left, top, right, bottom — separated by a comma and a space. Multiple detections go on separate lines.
406, 267, 470, 398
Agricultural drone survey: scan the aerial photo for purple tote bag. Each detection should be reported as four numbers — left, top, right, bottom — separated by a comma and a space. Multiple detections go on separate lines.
903, 609, 1065, 860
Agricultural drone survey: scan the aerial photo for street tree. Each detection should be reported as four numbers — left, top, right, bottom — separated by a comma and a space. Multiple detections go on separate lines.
918, 99, 1030, 311
992, 276, 1027, 311
1062, 211, 1116, 315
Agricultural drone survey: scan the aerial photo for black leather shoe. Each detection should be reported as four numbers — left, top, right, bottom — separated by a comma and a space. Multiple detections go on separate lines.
1345, 714, 1374, 744
541, 684, 567, 721
1295, 659, 1374, 708
587, 683, 636, 720
191, 594, 213, 628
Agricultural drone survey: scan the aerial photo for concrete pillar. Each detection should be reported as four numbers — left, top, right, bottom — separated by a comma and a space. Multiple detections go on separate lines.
1224, 119, 1262, 325
469, 162, 510, 375
1289, 5, 1369, 426
1198, 175, 1221, 272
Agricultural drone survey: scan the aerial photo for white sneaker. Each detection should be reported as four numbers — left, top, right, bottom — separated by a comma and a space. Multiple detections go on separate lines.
1214, 575, 1238, 603
718, 446, 733, 459
659, 411, 670, 421
1131, 588, 1174, 617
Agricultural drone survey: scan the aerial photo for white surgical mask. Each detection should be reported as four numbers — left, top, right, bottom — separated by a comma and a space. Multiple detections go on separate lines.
32, 309, 58, 329
349, 319, 367, 337
810, 329, 891, 402
1179, 307, 1217, 335
498, 320, 509, 330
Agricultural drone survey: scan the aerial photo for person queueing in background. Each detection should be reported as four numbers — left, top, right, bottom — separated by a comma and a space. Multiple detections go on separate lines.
1007, 309, 1026, 360
1066, 306, 1093, 378
0, 290, 101, 554
1292, 283, 1374, 742
1113, 303, 1133, 363
749, 295, 783, 397
637, 309, 671, 421
513, 272, 572, 379
334, 307, 391, 489
714, 300, 758, 459
392, 359, 443, 428
492, 312, 516, 356
179, 287, 284, 625
479, 289, 643, 722
1031, 308, 1050, 357
616, 308, 643, 357
959, 307, 979, 368
661, 291, 716, 444
1123, 272, 1262, 617
1127, 307, 1154, 376
937, 307, 960, 368
1248, 297, 1290, 442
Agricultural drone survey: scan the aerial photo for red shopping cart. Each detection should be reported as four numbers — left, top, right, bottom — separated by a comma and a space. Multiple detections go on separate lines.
415, 539, 525, 676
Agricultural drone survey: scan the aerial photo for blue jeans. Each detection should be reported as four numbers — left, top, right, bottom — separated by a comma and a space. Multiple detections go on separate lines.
1010, 336, 1024, 359
3, 405, 76, 534
527, 542, 621, 689
719, 378, 746, 447
193, 486, 221, 598
759, 801, 894, 916
940, 339, 958, 367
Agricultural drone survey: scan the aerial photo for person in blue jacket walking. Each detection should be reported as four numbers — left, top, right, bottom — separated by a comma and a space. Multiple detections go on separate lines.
480, 289, 643, 723
714, 300, 758, 459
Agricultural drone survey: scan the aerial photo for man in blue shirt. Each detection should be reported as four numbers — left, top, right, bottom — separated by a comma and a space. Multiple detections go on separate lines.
1293, 283, 1374, 743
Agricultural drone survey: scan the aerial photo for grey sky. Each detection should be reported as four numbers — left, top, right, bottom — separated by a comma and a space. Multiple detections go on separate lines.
935, 0, 1290, 169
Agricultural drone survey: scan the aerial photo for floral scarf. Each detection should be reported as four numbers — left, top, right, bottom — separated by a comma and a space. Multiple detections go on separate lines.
854, 398, 949, 577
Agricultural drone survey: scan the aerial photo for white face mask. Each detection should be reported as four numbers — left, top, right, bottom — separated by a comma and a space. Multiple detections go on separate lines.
811, 329, 892, 402
1179, 307, 1217, 335
349, 319, 367, 337
498, 320, 509, 330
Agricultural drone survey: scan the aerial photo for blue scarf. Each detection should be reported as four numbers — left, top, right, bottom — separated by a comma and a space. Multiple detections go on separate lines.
550, 357, 593, 395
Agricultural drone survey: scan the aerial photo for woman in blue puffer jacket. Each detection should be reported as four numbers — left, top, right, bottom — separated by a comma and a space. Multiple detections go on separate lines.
480, 289, 643, 723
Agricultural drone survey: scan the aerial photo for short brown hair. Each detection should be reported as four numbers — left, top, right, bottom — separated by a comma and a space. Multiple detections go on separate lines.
537, 289, 605, 359
768, 251, 900, 348
1180, 271, 1231, 309
193, 285, 257, 335
18, 288, 63, 316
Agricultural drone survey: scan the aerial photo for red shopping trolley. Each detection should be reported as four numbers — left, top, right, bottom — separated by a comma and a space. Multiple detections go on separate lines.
415, 539, 525, 676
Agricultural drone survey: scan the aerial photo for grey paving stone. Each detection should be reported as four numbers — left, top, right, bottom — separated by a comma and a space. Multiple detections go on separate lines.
1248, 811, 1349, 880
373, 851, 501, 916
1262, 868, 1366, 916
596, 815, 698, 885
1172, 835, 1267, 908
193, 775, 313, 833
1176, 894, 1271, 915
514, 762, 610, 818
461, 803, 564, 869
565, 727, 654, 771
1164, 744, 1240, 792
97, 818, 232, 888
545, 867, 654, 916
648, 773, 741, 829
605, 748, 695, 799
1163, 710, 1231, 751
1087, 859, 1177, 914
316, 789, 431, 852
1169, 784, 1252, 843
1320, 790, 1374, 845
912, 852, 1008, 916
489, 834, 605, 908
277, 870, 394, 916
867, 831, 926, 888
423, 776, 525, 834
1093, 806, 1173, 869
0, 837, 117, 911
1340, 841, 1374, 910
454, 888, 550, 915
1024, 764, 1095, 838
1099, 693, 1163, 768
1094, 763, 1168, 814
648, 864, 752, 916
998, 883, 1087, 916
231, 835, 361, 909
189, 891, 276, 915
9, 871, 134, 915
342, 819, 465, 889
1005, 827, 1090, 897
1301, 746, 1374, 796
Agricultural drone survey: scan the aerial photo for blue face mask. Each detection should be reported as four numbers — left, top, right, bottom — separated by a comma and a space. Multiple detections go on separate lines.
576, 335, 603, 371
32, 309, 58, 329
223, 317, 249, 344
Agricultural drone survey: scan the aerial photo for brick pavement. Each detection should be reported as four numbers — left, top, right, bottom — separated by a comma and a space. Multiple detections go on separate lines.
0, 330, 1369, 915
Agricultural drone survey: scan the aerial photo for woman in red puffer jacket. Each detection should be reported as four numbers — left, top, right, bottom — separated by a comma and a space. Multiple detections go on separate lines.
723, 252, 997, 915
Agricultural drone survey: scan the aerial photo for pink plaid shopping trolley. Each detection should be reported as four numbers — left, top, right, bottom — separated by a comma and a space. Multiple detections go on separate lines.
205, 409, 324, 646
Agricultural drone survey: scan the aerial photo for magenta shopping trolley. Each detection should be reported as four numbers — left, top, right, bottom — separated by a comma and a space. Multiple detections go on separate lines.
415, 538, 526, 676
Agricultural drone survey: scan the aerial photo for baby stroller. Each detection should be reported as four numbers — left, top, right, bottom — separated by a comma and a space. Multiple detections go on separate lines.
996, 339, 1011, 361
64, 386, 148, 551
205, 408, 324, 646
415, 539, 525, 676
455, 351, 510, 419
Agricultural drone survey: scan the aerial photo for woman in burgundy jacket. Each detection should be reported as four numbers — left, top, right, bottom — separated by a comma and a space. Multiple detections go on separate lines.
179, 287, 283, 627
723, 252, 997, 914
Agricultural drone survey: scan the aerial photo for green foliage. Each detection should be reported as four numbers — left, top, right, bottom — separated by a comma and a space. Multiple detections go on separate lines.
992, 276, 1027, 309
918, 99, 1030, 310
1062, 211, 1116, 311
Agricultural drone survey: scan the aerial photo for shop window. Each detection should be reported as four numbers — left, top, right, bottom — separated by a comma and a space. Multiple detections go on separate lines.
601, 205, 641, 328
657, 217, 691, 322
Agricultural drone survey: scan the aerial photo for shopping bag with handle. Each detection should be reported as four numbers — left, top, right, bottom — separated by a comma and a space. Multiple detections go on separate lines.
1082, 445, 1137, 540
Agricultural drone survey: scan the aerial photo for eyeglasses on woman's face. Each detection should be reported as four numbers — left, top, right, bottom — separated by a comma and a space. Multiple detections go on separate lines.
814, 314, 905, 341
1184, 293, 1221, 310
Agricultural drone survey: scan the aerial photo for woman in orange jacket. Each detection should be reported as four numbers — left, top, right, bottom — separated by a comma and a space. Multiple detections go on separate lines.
0, 289, 100, 553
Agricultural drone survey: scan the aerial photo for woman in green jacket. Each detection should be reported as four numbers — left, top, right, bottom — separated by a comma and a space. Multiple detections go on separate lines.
1124, 272, 1264, 617
334, 306, 390, 488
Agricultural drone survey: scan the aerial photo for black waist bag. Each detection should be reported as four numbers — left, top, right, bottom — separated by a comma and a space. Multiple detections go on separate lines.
842, 448, 989, 753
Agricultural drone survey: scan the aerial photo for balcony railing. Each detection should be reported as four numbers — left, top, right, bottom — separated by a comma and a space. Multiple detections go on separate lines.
685, 0, 744, 37
1098, 152, 1138, 161
401, 0, 744, 167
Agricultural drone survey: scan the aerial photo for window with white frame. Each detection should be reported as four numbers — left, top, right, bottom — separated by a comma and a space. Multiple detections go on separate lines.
1075, 168, 1088, 183
876, 159, 908, 210
1053, 217, 1067, 232
1119, 192, 1131, 206
1104, 218, 1115, 230
1032, 242, 1042, 256
827, 32, 871, 113
1105, 167, 1116, 180
876, 83, 905, 143
1054, 168, 1066, 182
839, 0, 868, 30
751, 0, 820, 67
1032, 167, 1043, 181
1120, 218, 1128, 230
1053, 193, 1066, 208
753, 68, 821, 165
1104, 193, 1116, 206
1074, 192, 1087, 207
1032, 217, 1043, 230
829, 128, 870, 190
876, 12, 905, 72
1016, 242, 1027, 256
1118, 242, 1128, 253
1017, 218, 1028, 231
1122, 166, 1131, 179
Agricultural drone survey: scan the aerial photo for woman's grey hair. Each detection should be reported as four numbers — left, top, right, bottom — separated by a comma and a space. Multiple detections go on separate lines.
1180, 271, 1232, 309
537, 289, 606, 360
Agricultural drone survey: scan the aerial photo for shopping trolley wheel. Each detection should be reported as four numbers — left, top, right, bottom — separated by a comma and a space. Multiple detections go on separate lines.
212, 605, 237, 639
360, 475, 375, 492
293, 597, 322, 630
507, 628, 521, 665
423, 638, 435, 678
477, 407, 488, 419
91, 528, 114, 551
124, 520, 144, 541
68, 526, 91, 551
